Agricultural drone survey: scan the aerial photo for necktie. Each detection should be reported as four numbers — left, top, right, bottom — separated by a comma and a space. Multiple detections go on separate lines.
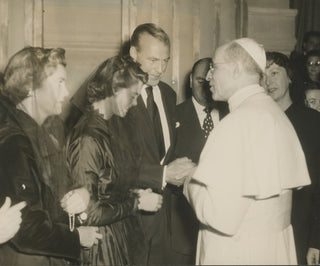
146, 86, 165, 159
203, 107, 214, 138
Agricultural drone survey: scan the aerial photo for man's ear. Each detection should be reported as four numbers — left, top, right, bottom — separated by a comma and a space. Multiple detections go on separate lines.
189, 73, 193, 88
232, 61, 241, 78
130, 46, 138, 62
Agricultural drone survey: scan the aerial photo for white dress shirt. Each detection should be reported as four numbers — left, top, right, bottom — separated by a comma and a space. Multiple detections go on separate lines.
192, 97, 220, 131
141, 84, 170, 187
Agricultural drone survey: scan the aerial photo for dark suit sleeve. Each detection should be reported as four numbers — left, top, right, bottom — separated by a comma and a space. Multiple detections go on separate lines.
0, 136, 80, 260
137, 163, 164, 192
306, 112, 320, 250
309, 153, 320, 250
135, 82, 177, 193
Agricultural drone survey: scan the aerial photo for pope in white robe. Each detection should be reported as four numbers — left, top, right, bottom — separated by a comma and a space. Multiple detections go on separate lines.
184, 38, 311, 265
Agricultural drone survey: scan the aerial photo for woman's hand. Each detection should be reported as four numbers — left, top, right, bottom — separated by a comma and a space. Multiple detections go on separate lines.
136, 188, 163, 212
61, 187, 90, 214
77, 226, 102, 248
0, 197, 26, 244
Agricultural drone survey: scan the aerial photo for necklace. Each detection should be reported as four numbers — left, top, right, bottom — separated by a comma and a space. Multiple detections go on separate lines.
69, 213, 75, 232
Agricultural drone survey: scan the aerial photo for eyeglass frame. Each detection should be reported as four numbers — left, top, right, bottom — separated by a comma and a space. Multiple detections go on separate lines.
206, 61, 234, 81
307, 60, 320, 67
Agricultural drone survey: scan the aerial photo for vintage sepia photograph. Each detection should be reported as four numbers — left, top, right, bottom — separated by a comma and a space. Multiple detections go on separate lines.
0, 0, 319, 265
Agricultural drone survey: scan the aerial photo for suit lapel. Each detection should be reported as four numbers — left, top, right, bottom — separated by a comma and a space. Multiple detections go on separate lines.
158, 85, 176, 165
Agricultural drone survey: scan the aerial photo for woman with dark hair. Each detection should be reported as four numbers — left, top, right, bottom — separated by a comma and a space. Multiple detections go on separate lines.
62, 55, 163, 266
0, 47, 101, 265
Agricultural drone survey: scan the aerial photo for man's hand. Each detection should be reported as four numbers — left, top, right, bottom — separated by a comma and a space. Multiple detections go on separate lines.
136, 188, 163, 212
61, 187, 90, 214
307, 247, 320, 265
77, 226, 102, 248
0, 197, 26, 244
165, 157, 196, 186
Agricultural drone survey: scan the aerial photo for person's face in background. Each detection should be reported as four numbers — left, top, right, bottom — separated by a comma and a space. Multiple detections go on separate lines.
130, 33, 170, 86
113, 80, 143, 117
306, 55, 320, 81
304, 36, 320, 53
264, 62, 291, 103
190, 60, 213, 107
305, 89, 320, 112
36, 64, 69, 118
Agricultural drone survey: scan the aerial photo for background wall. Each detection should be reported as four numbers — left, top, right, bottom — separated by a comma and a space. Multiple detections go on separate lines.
0, 0, 299, 103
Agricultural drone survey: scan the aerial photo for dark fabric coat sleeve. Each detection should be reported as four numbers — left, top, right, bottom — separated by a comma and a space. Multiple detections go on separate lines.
67, 136, 138, 226
0, 135, 81, 260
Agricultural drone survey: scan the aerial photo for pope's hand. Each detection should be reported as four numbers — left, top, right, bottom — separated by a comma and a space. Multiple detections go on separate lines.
61, 187, 90, 214
0, 197, 26, 244
166, 157, 196, 186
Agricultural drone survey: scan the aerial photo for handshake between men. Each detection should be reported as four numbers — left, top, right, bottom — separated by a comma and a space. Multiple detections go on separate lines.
166, 157, 196, 187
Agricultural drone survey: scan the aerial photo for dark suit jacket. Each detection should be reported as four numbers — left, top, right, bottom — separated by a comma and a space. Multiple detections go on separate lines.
126, 81, 177, 191
175, 98, 229, 163
285, 103, 320, 264
123, 82, 177, 262
169, 98, 229, 258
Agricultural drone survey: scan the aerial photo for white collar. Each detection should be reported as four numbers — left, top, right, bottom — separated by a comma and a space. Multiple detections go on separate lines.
228, 84, 264, 112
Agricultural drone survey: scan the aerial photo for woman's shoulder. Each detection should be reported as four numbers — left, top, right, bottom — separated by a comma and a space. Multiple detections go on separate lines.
70, 112, 110, 141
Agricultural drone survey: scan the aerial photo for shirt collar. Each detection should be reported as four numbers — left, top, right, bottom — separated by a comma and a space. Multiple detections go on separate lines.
192, 97, 206, 112
228, 84, 265, 112
141, 84, 160, 105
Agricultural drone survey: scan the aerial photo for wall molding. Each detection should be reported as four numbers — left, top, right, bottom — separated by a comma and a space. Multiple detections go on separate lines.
0, 0, 9, 70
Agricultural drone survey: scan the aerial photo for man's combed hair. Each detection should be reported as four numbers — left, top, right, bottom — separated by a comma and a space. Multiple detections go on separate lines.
191, 57, 212, 74
1, 47, 66, 104
224, 42, 263, 77
130, 23, 170, 51
87, 55, 147, 104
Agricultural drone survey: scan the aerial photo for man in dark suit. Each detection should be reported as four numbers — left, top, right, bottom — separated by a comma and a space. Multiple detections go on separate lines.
175, 57, 229, 162
264, 51, 320, 265
126, 23, 195, 265
170, 57, 229, 264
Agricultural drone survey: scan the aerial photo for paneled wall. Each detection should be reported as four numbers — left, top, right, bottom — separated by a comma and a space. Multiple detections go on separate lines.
0, 0, 298, 102
43, 0, 122, 96
0, 0, 229, 102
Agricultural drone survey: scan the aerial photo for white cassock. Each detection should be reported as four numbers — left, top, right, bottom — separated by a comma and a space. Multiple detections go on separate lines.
184, 84, 311, 265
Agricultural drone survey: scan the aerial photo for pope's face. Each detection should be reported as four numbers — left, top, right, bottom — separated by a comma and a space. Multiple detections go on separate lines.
264, 62, 290, 103
130, 33, 170, 86
209, 46, 234, 101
